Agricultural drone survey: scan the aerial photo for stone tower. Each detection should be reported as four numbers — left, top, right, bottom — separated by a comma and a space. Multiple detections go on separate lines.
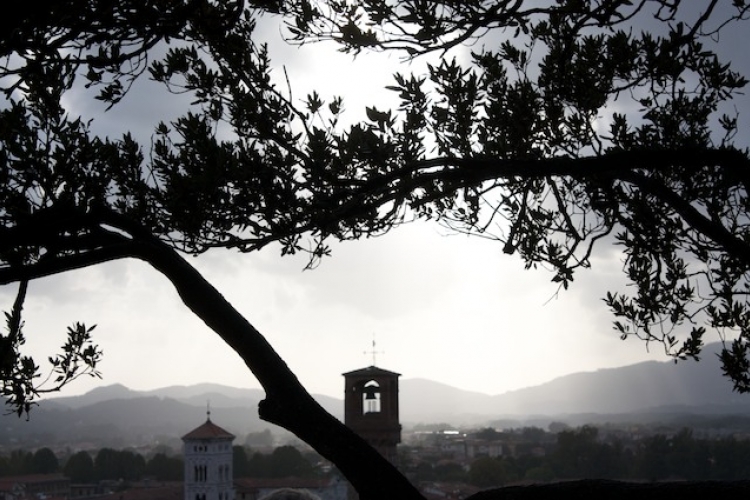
182, 413, 235, 500
342, 365, 401, 463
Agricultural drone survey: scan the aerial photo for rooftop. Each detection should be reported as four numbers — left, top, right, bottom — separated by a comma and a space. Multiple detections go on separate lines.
342, 365, 401, 377
182, 417, 235, 441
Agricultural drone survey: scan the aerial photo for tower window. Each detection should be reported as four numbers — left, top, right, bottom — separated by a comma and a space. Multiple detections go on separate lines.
363, 380, 381, 414
193, 465, 207, 482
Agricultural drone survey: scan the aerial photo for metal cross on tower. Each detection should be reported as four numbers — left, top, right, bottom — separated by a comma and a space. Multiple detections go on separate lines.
364, 335, 384, 366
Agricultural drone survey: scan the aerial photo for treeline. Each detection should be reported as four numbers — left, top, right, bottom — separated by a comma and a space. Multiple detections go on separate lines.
0, 448, 60, 476
409, 426, 750, 487
233, 445, 319, 478
0, 448, 182, 482
0, 445, 319, 482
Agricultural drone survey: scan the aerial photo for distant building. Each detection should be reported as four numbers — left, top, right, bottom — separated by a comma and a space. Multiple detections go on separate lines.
102, 482, 182, 500
342, 366, 401, 463
235, 477, 347, 500
465, 440, 503, 459
182, 413, 235, 500
0, 474, 69, 500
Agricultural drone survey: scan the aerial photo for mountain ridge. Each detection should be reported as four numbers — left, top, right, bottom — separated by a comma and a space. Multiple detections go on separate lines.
6, 341, 747, 446
39, 341, 750, 420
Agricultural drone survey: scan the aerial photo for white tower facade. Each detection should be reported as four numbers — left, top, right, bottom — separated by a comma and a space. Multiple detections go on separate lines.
182, 414, 235, 500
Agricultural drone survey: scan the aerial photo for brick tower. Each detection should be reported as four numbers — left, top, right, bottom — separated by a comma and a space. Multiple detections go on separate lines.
342, 365, 401, 463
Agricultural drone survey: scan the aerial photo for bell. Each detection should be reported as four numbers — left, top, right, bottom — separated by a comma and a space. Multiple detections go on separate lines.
364, 386, 378, 400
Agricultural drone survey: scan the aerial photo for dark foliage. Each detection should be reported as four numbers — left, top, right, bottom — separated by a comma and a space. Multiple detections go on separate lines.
94, 448, 146, 481
31, 447, 59, 474
64, 451, 96, 483
245, 445, 317, 478
145, 452, 184, 481
3, 1, 750, 499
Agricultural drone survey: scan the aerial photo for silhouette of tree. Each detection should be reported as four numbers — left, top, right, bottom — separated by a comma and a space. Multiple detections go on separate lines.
282, 0, 750, 387
0, 1, 417, 496
412, 461, 436, 482
469, 457, 511, 487
31, 447, 58, 474
64, 451, 95, 483
145, 452, 183, 481
474, 428, 503, 441
233, 445, 251, 478
94, 448, 145, 481
434, 461, 468, 483
6, 450, 33, 476
712, 436, 750, 480
2, 1, 750, 499
244, 446, 315, 478
267, 446, 316, 478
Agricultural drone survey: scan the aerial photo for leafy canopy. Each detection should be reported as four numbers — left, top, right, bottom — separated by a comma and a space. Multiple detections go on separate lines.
287, 0, 750, 387
2, 0, 750, 411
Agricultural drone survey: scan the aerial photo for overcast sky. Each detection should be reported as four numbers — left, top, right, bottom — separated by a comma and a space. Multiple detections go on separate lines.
5, 5, 750, 402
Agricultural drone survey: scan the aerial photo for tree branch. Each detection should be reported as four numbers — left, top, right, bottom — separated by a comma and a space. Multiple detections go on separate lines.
620, 169, 750, 264
125, 235, 424, 500
0, 243, 139, 285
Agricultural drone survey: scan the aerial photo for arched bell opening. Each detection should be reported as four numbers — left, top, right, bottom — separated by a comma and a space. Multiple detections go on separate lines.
362, 380, 381, 414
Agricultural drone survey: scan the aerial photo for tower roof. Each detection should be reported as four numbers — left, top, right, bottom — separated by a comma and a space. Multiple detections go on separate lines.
342, 365, 401, 377
182, 418, 235, 441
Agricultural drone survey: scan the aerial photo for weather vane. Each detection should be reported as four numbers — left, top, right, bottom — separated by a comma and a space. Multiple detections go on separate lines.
364, 334, 384, 366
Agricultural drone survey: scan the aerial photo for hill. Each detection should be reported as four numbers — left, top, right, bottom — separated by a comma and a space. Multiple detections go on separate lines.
399, 342, 750, 423
4, 342, 749, 448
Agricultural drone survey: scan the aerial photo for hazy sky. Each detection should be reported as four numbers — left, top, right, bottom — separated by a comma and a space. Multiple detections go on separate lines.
4, 5, 750, 401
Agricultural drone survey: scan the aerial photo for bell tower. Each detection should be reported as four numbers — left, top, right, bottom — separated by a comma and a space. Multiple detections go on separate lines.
182, 410, 235, 500
342, 365, 401, 463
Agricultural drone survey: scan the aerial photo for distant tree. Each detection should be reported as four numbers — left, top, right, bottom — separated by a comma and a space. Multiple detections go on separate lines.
712, 436, 750, 480
7, 450, 33, 476
267, 446, 315, 478
552, 425, 602, 478
145, 452, 183, 481
632, 428, 711, 481
150, 444, 176, 457
233, 445, 250, 478
3, 2, 750, 499
523, 465, 555, 483
552, 426, 631, 480
64, 451, 95, 483
634, 433, 671, 480
31, 447, 58, 474
248, 451, 270, 478
520, 427, 548, 443
667, 428, 710, 480
412, 461, 436, 482
473, 428, 502, 441
548, 422, 572, 434
469, 457, 510, 488
245, 445, 317, 478
433, 462, 467, 483
94, 448, 145, 481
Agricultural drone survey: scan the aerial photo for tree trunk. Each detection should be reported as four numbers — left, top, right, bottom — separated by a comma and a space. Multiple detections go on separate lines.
131, 238, 424, 500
